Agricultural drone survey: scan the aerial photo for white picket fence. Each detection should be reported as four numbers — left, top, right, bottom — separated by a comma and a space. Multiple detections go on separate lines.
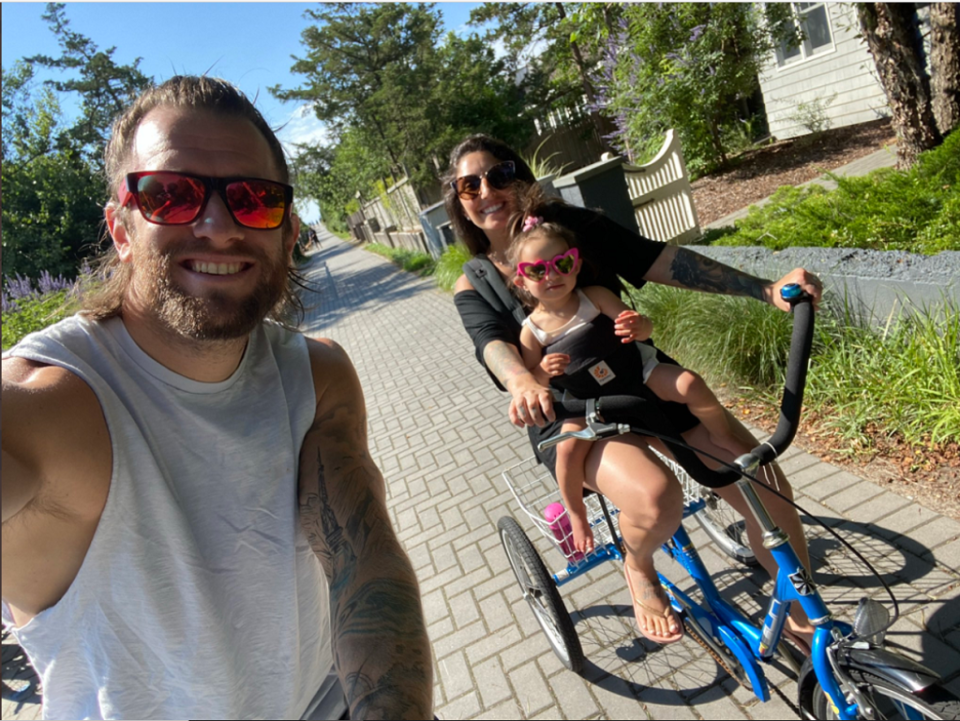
619, 129, 700, 245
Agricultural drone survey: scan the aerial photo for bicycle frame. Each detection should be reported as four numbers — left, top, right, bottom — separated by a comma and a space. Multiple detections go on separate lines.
655, 473, 860, 718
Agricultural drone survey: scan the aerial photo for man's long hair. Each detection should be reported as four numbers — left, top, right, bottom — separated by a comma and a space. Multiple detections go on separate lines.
79, 75, 305, 327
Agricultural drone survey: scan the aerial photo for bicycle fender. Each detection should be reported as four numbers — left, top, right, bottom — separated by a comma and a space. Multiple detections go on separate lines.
798, 646, 941, 700
844, 646, 941, 691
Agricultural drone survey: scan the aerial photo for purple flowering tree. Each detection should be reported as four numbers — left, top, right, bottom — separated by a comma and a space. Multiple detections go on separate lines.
589, 3, 791, 175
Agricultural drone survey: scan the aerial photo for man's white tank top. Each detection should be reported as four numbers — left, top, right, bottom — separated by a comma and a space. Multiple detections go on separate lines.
2, 315, 336, 720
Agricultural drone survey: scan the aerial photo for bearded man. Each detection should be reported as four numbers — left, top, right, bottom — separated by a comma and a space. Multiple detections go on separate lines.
1, 76, 433, 720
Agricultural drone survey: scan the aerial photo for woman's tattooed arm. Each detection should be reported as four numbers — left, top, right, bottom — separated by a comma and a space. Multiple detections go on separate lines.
482, 339, 533, 390
644, 245, 773, 303
299, 340, 433, 720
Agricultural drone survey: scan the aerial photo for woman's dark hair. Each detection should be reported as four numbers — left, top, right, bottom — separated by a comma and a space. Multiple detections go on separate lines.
443, 135, 537, 256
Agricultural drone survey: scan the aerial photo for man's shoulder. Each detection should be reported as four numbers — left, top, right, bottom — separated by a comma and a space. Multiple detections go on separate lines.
303, 336, 355, 399
2, 356, 110, 507
3, 355, 90, 397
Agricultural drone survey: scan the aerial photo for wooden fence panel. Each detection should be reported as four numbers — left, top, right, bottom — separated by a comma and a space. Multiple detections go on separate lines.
621, 130, 700, 245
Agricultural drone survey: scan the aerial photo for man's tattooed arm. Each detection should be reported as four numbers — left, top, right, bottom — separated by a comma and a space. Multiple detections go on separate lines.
645, 245, 773, 303
299, 340, 433, 720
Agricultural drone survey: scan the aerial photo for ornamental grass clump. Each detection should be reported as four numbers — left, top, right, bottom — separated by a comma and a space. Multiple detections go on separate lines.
626, 282, 959, 452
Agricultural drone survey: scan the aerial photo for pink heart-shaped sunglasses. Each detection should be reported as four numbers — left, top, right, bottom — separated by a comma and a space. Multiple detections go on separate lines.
516, 248, 579, 283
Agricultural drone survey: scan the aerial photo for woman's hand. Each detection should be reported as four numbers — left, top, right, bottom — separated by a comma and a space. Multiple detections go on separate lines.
767, 268, 823, 311
506, 373, 556, 428
614, 310, 653, 343
539, 353, 571, 377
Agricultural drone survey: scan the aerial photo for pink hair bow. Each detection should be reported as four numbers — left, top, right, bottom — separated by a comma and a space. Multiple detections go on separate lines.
522, 215, 543, 232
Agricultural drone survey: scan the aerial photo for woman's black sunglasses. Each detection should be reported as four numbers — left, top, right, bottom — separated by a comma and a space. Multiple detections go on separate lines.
451, 161, 516, 200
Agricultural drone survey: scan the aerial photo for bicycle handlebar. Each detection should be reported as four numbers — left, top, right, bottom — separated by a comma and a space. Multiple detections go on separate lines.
542, 286, 815, 485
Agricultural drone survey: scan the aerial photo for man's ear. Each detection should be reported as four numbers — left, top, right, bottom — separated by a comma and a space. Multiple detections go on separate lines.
286, 214, 301, 261
105, 202, 135, 264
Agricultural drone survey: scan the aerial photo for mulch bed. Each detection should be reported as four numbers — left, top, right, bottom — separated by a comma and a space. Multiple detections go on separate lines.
691, 118, 897, 226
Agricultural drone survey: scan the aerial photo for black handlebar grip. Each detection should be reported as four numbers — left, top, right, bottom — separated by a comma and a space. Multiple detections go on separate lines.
761, 287, 815, 461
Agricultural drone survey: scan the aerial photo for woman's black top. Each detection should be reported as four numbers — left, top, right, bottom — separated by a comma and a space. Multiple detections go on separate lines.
453, 203, 702, 478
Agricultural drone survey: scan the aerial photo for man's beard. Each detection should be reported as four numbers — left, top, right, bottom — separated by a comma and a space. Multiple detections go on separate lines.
132, 237, 289, 341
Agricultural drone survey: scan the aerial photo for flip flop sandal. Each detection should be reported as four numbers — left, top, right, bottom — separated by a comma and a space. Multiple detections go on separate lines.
624, 563, 684, 645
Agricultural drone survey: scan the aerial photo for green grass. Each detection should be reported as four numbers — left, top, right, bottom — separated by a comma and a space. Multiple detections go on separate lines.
708, 130, 960, 254
2, 290, 76, 351
364, 242, 436, 276
434, 243, 472, 292
627, 283, 959, 449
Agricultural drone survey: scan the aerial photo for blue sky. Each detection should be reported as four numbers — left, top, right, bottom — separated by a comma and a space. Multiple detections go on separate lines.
2, 2, 484, 222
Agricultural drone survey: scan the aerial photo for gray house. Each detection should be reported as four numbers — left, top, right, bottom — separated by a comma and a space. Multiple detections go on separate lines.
756, 2, 932, 139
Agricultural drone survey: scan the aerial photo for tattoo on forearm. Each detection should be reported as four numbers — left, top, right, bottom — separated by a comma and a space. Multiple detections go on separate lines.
484, 340, 530, 387
670, 248, 769, 301
298, 398, 432, 719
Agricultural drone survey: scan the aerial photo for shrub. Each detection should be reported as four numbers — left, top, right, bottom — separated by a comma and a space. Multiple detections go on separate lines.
2, 289, 76, 350
712, 130, 960, 254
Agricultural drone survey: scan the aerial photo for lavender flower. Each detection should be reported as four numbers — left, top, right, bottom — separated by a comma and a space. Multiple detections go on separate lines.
2, 293, 19, 314
1, 271, 77, 316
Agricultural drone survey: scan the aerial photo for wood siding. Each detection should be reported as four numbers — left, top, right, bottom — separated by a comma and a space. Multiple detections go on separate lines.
759, 3, 889, 139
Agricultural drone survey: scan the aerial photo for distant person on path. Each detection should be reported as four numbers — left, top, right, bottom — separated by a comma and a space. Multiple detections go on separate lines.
2, 76, 433, 720
308, 226, 321, 249
509, 194, 735, 598
446, 134, 822, 650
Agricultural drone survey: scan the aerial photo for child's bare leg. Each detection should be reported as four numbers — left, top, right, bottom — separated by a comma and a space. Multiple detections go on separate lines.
646, 365, 738, 456
556, 421, 594, 554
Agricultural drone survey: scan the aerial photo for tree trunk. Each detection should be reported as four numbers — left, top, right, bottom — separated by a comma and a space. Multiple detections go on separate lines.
857, 3, 941, 169
930, 2, 960, 136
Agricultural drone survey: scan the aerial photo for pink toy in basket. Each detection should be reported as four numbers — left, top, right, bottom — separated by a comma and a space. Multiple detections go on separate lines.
543, 502, 584, 561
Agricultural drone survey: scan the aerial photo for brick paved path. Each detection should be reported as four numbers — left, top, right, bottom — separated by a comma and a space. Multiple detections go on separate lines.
297, 229, 960, 720
3, 227, 957, 720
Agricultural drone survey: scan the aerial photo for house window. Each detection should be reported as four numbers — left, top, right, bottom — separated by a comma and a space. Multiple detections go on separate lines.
776, 2, 834, 66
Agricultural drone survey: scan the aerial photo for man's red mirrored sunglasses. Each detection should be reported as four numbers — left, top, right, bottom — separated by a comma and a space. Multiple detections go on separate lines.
119, 171, 294, 230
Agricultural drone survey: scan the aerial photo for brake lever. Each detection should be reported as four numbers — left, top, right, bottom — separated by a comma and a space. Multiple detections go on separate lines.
538, 396, 631, 452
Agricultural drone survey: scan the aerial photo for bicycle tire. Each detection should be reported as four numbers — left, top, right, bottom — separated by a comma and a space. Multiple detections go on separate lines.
694, 491, 759, 567
497, 516, 584, 674
800, 665, 960, 720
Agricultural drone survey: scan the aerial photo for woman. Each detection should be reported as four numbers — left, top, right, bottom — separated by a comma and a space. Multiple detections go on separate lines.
447, 134, 822, 649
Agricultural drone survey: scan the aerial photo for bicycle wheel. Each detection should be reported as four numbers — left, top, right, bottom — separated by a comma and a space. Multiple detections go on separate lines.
497, 516, 584, 674
694, 491, 758, 567
802, 667, 960, 720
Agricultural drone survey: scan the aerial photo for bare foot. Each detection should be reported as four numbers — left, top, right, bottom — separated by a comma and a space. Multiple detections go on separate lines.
624, 561, 682, 643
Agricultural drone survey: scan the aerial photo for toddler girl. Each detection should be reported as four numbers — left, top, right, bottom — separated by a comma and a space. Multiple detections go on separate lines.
510, 215, 737, 565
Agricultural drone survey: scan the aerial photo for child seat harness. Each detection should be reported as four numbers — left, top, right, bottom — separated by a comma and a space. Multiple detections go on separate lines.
463, 255, 528, 327
463, 255, 649, 397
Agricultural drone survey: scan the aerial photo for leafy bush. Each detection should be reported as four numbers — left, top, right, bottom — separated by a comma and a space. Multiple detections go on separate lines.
712, 130, 960, 254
